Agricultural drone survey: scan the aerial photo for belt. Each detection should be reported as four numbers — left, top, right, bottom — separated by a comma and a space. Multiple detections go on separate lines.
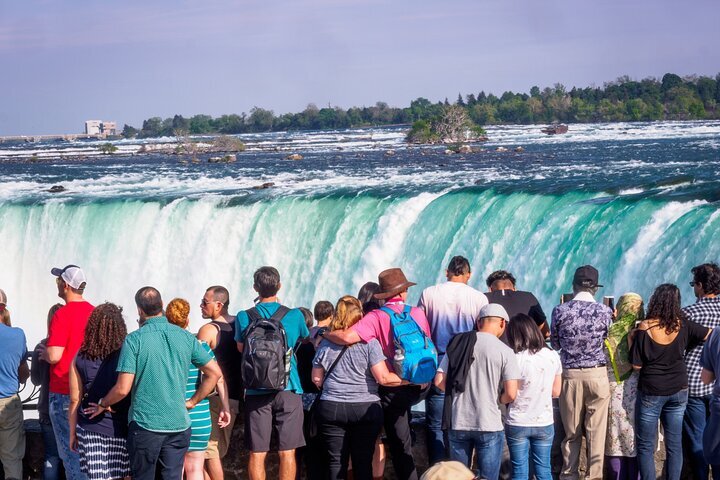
567, 364, 606, 370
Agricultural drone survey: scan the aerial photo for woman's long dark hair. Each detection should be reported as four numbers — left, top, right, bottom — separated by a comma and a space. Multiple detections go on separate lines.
79, 303, 127, 361
506, 313, 547, 354
358, 282, 384, 315
646, 283, 685, 333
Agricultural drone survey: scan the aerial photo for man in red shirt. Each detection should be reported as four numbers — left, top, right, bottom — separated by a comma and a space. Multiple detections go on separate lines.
326, 268, 431, 480
41, 265, 94, 480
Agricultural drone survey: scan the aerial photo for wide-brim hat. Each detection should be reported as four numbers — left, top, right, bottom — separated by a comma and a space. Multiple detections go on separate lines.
374, 268, 416, 300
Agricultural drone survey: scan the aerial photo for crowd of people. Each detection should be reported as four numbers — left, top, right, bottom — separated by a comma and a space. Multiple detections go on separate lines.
0, 259, 719, 480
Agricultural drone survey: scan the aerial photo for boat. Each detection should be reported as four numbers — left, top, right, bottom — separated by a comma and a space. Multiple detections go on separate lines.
541, 124, 568, 135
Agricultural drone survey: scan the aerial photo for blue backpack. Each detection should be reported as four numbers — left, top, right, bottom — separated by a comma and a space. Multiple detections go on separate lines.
381, 305, 438, 384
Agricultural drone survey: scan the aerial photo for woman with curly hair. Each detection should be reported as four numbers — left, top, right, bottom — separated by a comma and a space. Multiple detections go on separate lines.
69, 302, 131, 480
312, 295, 405, 480
165, 298, 230, 480
629, 284, 711, 480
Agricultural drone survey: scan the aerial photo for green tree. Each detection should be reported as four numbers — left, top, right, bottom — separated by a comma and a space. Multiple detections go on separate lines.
121, 124, 138, 138
189, 115, 213, 134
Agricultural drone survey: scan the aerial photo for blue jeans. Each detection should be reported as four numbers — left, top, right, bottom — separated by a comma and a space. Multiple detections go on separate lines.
48, 393, 86, 480
683, 395, 710, 480
39, 418, 61, 480
636, 389, 688, 480
505, 424, 554, 480
449, 429, 504, 480
425, 384, 448, 464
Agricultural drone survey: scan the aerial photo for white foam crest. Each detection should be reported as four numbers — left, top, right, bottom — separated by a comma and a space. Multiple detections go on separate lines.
614, 200, 706, 294
354, 192, 443, 286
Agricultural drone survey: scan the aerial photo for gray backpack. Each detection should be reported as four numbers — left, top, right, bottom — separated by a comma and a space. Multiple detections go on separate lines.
241, 306, 291, 391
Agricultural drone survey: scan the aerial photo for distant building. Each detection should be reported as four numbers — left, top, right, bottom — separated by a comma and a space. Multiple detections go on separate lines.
84, 120, 117, 136
85, 120, 102, 135
101, 121, 117, 135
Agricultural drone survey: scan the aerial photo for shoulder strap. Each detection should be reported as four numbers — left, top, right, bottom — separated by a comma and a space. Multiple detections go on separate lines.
380, 306, 395, 318
321, 346, 349, 389
269, 305, 291, 323
245, 307, 262, 323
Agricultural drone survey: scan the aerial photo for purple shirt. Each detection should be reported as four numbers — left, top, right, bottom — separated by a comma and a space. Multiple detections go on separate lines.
550, 293, 612, 369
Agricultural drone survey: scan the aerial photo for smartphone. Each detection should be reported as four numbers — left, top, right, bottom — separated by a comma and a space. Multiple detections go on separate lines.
561, 293, 573, 304
603, 296, 615, 310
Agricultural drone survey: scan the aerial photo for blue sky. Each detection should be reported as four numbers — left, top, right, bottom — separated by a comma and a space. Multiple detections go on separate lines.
1, 0, 718, 135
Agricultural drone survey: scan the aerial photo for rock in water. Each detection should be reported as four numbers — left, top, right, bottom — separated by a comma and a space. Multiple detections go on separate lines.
515, 146, 525, 152
496, 146, 508, 152
47, 185, 66, 193
458, 145, 472, 154
286, 153, 303, 160
252, 182, 275, 190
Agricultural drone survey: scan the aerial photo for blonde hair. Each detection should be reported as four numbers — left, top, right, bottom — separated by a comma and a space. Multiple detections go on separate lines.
46, 303, 63, 335
166, 298, 190, 329
0, 309, 10, 327
331, 295, 364, 331
617, 292, 645, 322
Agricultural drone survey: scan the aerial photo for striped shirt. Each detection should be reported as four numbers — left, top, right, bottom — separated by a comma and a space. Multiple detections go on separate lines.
683, 297, 720, 397
186, 342, 214, 451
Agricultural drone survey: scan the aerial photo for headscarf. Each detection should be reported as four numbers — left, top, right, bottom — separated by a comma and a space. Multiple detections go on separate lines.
605, 292, 644, 383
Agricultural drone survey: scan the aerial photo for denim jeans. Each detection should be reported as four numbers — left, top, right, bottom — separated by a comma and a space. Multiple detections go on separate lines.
424, 384, 448, 465
703, 396, 720, 474
683, 394, 710, 480
39, 418, 61, 480
505, 424, 554, 480
127, 422, 191, 480
636, 389, 688, 480
48, 393, 86, 480
449, 429, 504, 480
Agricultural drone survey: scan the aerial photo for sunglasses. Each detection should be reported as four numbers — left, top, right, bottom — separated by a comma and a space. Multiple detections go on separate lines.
201, 299, 223, 306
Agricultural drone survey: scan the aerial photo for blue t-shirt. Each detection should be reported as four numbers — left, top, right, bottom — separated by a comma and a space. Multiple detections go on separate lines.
0, 324, 28, 398
700, 328, 720, 397
235, 302, 309, 395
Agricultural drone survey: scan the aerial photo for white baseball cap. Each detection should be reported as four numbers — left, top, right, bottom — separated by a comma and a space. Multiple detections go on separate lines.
51, 265, 87, 289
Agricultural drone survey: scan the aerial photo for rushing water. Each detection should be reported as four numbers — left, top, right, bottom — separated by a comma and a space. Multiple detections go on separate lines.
1, 121, 720, 347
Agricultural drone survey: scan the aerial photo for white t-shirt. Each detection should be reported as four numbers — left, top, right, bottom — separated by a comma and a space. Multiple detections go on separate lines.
418, 281, 488, 355
506, 348, 562, 427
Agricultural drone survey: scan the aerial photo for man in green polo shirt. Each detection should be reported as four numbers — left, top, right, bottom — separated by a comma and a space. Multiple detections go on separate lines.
89, 286, 222, 480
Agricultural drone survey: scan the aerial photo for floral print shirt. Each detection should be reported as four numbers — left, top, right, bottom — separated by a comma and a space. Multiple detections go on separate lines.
551, 294, 612, 369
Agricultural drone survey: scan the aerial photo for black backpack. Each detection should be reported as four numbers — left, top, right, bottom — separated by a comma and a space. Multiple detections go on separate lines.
241, 306, 291, 391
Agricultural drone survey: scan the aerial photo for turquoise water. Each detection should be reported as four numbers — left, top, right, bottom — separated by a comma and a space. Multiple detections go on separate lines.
1, 121, 719, 345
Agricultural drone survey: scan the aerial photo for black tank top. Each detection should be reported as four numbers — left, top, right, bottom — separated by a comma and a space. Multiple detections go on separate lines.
211, 319, 243, 400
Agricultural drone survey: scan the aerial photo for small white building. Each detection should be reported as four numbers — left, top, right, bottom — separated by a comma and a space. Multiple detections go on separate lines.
85, 120, 102, 135
84, 120, 117, 136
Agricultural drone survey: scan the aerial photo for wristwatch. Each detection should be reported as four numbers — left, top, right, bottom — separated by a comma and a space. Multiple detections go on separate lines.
97, 398, 105, 408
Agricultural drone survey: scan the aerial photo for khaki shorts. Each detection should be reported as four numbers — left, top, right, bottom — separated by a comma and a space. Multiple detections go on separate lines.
205, 396, 240, 459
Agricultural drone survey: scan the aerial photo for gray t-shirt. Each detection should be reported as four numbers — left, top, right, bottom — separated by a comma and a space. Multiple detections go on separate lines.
313, 338, 386, 403
438, 332, 521, 432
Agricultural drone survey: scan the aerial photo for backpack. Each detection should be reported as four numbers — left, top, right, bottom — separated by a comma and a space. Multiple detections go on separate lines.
381, 305, 438, 384
241, 306, 291, 391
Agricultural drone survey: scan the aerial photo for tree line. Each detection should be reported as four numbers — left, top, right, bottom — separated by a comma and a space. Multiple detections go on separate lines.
122, 73, 720, 138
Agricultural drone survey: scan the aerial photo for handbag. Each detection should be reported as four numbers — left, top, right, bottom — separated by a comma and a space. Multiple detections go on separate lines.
306, 345, 348, 439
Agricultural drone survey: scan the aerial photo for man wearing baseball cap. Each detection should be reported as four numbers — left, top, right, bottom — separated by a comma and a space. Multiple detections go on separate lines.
551, 265, 612, 480
434, 303, 520, 480
42, 265, 94, 480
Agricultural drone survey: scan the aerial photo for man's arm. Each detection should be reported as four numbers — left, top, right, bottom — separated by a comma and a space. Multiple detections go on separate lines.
701, 368, 716, 385
323, 328, 362, 346
18, 360, 29, 384
433, 370, 446, 392
88, 372, 134, 418
197, 324, 220, 350
44, 346, 65, 365
186, 360, 222, 410
499, 379, 518, 404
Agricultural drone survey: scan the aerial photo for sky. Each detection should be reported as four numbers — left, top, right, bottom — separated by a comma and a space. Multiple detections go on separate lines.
1, 0, 719, 135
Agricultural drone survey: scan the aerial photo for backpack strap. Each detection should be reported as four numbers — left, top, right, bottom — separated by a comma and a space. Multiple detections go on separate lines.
269, 305, 291, 323
245, 307, 262, 324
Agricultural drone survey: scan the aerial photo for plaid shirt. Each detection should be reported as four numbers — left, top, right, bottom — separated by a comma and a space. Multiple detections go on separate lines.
683, 297, 720, 397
